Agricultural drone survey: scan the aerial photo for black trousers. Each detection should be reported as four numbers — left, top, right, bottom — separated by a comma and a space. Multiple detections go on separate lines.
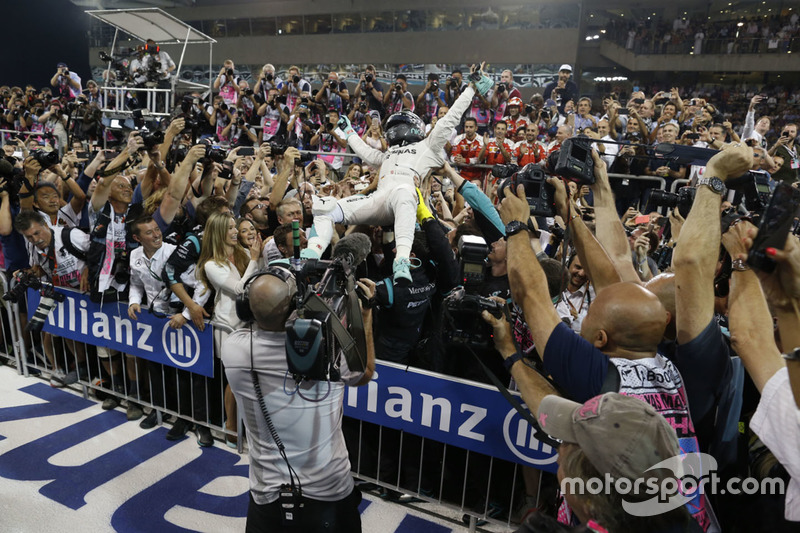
245, 487, 362, 533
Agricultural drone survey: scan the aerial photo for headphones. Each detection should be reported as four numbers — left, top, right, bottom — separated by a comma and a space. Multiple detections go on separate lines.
235, 265, 297, 323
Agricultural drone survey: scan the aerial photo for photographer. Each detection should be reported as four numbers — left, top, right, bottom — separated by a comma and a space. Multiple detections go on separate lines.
383, 74, 414, 114
256, 87, 289, 143
220, 110, 259, 147
15, 210, 89, 386
213, 59, 243, 106
222, 271, 376, 532
416, 73, 446, 123
490, 70, 521, 126
309, 110, 347, 174
278, 66, 311, 111
352, 65, 384, 115
768, 123, 799, 183
253, 63, 282, 103
139, 39, 175, 84
208, 95, 233, 140
314, 72, 349, 115
49, 63, 82, 101
36, 101, 68, 155
443, 69, 467, 107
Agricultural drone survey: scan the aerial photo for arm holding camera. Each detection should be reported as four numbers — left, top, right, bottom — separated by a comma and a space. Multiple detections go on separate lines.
549, 175, 622, 291
0, 180, 12, 236
162, 144, 205, 220
673, 144, 752, 344
499, 185, 563, 358
589, 150, 642, 284
90, 135, 142, 212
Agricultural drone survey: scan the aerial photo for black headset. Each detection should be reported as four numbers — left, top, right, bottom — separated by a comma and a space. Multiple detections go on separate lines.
235, 265, 296, 323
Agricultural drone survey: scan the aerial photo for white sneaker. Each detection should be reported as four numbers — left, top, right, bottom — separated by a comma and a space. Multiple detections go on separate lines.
49, 369, 67, 388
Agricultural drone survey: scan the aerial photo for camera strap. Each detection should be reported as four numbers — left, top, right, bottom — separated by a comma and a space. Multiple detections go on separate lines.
302, 285, 367, 373
465, 343, 560, 450
98, 152, 141, 178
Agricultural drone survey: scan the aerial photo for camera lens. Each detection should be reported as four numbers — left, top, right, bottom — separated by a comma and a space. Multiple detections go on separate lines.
293, 75, 300, 84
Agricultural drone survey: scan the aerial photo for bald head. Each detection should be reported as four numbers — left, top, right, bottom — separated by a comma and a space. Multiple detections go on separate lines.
580, 282, 669, 355
249, 274, 295, 331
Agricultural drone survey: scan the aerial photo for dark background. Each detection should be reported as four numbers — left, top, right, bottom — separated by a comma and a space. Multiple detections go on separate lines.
1, 0, 90, 90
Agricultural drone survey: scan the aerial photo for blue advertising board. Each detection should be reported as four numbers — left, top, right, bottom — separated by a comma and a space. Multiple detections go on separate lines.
28, 288, 215, 378
343, 361, 559, 472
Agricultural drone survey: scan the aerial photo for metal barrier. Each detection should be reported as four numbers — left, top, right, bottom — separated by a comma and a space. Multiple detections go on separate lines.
16, 285, 240, 448
101, 85, 173, 117
0, 271, 22, 371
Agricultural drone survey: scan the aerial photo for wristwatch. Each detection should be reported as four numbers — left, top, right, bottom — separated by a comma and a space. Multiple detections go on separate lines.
696, 176, 726, 195
783, 347, 800, 362
505, 220, 531, 237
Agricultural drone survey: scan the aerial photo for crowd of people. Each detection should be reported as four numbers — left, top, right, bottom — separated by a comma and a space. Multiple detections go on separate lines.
606, 10, 800, 55
0, 52, 798, 533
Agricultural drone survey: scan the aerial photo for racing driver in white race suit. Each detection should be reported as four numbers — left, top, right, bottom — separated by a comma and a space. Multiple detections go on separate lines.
302, 63, 496, 284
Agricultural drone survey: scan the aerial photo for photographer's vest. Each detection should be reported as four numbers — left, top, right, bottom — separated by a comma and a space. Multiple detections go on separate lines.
609, 355, 713, 532
87, 202, 142, 295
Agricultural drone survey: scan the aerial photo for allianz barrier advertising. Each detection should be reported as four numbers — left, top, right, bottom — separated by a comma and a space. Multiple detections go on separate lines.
344, 362, 559, 472
28, 288, 215, 378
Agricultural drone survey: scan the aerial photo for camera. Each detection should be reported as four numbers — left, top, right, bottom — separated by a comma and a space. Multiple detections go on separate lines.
649, 186, 696, 218
325, 122, 334, 132
394, 83, 402, 92
292, 74, 301, 84
243, 88, 254, 97
551, 136, 595, 185
495, 163, 556, 217
226, 68, 234, 77
31, 149, 59, 168
140, 130, 165, 151
524, 104, 534, 115
359, 101, 367, 112
4, 270, 65, 333
269, 141, 288, 156
204, 144, 227, 163
429, 81, 439, 92
458, 235, 489, 292
726, 170, 773, 214
328, 80, 338, 90
218, 102, 228, 111
496, 83, 507, 94
237, 117, 246, 127
442, 291, 503, 348
265, 72, 273, 81
365, 73, 374, 83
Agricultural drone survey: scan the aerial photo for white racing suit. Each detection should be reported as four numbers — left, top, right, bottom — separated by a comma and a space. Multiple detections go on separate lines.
305, 86, 478, 266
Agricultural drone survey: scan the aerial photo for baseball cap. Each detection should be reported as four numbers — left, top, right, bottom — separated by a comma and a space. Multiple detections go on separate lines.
57, 62, 68, 68
537, 393, 680, 481
559, 64, 573, 72
508, 97, 522, 107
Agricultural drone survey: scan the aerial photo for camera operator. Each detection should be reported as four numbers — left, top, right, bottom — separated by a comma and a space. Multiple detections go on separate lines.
4, 96, 33, 131
256, 87, 289, 143
352, 65, 384, 116
253, 63, 282, 103
383, 74, 414, 114
50, 63, 82, 101
444, 69, 467, 107
314, 72, 349, 115
15, 210, 89, 386
220, 109, 259, 147
347, 95, 371, 138
741, 94, 771, 150
140, 39, 175, 84
416, 73, 446, 124
286, 95, 317, 149
645, 123, 686, 184
490, 70, 521, 126
768, 123, 799, 183
36, 100, 68, 155
279, 66, 311, 112
209, 95, 234, 140
309, 110, 347, 174
213, 59, 243, 106
222, 271, 375, 532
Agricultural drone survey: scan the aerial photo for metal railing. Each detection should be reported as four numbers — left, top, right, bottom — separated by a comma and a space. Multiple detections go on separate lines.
100, 85, 173, 117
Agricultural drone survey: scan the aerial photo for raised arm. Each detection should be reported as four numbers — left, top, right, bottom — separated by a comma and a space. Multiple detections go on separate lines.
159, 144, 205, 224
548, 176, 622, 291
498, 185, 562, 358
673, 144, 752, 344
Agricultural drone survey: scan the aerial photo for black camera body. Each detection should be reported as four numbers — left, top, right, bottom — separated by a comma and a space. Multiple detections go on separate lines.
292, 74, 301, 84
269, 141, 287, 156
496, 83, 506, 93
495, 163, 556, 217
140, 130, 165, 151
552, 136, 595, 185
365, 73, 374, 83
726, 170, 772, 214
204, 144, 227, 163
650, 186, 696, 218
442, 292, 503, 348
31, 149, 59, 168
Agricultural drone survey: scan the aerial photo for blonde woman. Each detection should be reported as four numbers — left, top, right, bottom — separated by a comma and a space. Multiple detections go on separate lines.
196, 212, 263, 446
